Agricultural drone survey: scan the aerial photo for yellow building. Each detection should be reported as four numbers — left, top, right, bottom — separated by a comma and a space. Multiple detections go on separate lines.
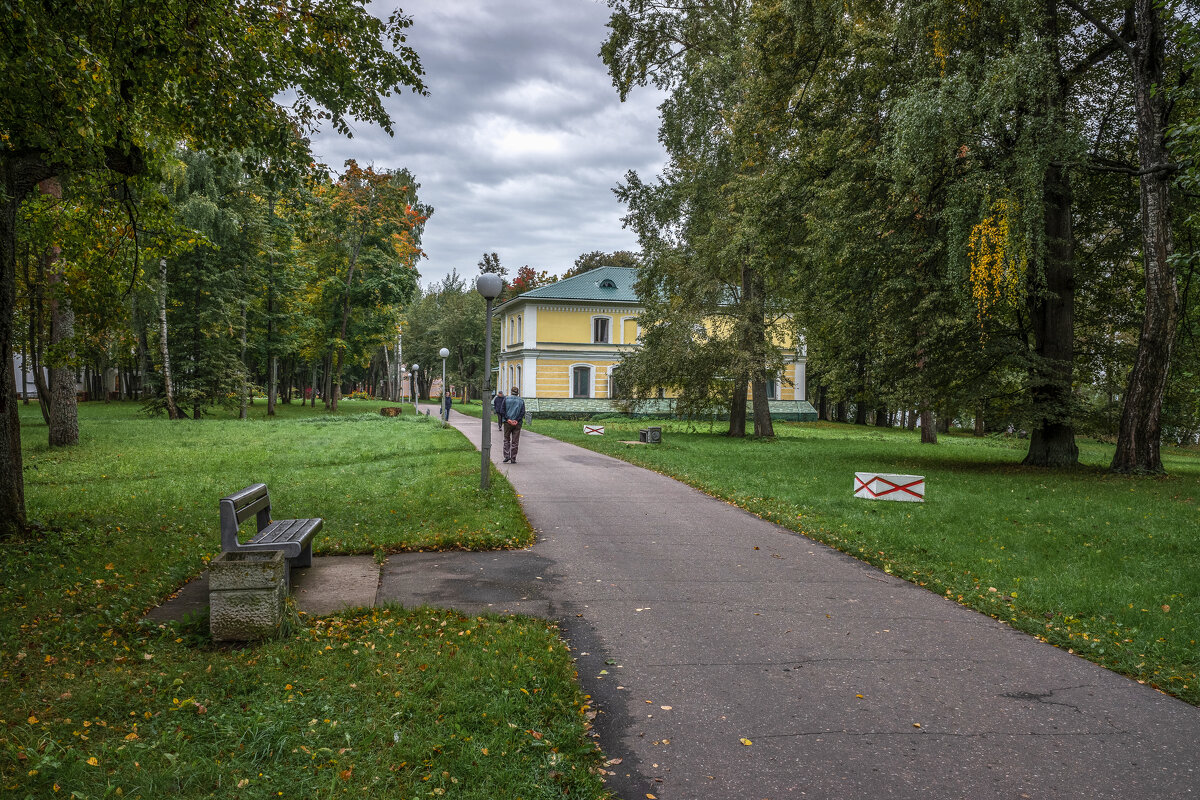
494, 266, 815, 419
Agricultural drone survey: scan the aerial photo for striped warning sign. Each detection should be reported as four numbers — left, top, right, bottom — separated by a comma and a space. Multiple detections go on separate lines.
853, 472, 925, 502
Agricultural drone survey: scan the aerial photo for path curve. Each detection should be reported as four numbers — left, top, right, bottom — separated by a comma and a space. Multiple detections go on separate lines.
423, 404, 1199, 799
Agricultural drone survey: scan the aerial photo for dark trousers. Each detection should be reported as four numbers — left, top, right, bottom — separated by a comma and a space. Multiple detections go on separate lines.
503, 422, 522, 460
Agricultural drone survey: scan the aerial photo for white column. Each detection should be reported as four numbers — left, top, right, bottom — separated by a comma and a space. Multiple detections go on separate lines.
524, 306, 537, 349
523, 355, 537, 397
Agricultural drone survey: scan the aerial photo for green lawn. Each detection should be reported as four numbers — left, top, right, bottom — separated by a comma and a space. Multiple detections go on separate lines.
530, 416, 1200, 705
1, 400, 609, 799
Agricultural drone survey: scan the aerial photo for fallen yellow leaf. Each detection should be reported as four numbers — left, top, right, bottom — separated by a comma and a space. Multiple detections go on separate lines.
740, 738, 753, 746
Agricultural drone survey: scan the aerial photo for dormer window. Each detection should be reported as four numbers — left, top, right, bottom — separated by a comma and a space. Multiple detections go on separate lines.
599, 278, 617, 288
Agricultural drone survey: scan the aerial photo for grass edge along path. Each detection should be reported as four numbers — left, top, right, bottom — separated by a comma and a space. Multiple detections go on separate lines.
527, 416, 1199, 707
2, 400, 612, 799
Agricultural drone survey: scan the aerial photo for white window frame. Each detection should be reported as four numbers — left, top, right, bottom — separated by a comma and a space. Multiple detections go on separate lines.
592, 315, 611, 344
570, 363, 594, 398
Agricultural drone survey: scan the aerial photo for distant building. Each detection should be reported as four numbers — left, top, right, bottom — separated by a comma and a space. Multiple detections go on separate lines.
493, 266, 816, 420
11, 354, 88, 399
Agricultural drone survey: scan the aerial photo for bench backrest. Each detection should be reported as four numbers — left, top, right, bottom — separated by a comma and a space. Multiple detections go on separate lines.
219, 483, 272, 549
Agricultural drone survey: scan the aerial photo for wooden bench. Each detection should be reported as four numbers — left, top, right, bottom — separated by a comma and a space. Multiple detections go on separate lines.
219, 484, 322, 585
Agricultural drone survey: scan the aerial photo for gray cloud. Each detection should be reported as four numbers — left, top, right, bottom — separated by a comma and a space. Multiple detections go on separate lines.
309, 0, 666, 287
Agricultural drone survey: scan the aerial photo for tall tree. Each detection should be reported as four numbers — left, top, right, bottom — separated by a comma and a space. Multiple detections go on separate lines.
314, 161, 428, 410
0, 0, 427, 537
603, 0, 785, 436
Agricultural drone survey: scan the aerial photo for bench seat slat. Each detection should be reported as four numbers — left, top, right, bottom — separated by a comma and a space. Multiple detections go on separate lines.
251, 518, 322, 547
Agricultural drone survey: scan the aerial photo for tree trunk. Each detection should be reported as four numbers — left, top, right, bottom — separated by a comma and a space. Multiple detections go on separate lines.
728, 383, 748, 437
817, 386, 828, 421
268, 357, 278, 413
0, 157, 56, 537
835, 401, 847, 423
920, 404, 937, 444
1022, 163, 1078, 467
322, 352, 332, 410
136, 314, 150, 401
42, 179, 78, 447
47, 292, 78, 445
974, 405, 986, 437
751, 378, 774, 437
380, 345, 391, 401
875, 405, 889, 427
239, 301, 249, 419
936, 414, 950, 434
1111, 0, 1176, 474
265, 195, 278, 417
156, 258, 181, 420
854, 399, 867, 425
28, 305, 50, 425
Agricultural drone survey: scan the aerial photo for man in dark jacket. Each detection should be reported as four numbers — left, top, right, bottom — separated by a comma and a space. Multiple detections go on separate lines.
502, 387, 526, 463
492, 391, 506, 431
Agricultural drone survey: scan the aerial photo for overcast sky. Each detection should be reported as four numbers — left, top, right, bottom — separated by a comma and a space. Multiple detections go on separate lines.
308, 0, 666, 290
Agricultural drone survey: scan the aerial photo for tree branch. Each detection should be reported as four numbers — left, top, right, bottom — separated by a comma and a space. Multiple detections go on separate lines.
1060, 0, 1137, 59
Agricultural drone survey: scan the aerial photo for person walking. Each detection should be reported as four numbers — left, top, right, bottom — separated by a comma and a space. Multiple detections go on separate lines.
492, 391, 506, 431
502, 386, 526, 463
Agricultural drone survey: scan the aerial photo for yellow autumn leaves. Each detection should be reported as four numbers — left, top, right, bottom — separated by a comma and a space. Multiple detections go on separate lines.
968, 196, 1027, 322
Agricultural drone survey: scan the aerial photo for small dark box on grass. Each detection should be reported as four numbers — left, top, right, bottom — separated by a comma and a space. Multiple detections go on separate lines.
639, 427, 662, 444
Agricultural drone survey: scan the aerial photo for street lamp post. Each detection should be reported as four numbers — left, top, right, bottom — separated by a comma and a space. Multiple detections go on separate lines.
439, 347, 450, 423
411, 364, 419, 412
476, 273, 504, 489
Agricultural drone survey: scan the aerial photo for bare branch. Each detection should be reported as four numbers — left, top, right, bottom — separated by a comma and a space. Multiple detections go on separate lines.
1060, 0, 1137, 59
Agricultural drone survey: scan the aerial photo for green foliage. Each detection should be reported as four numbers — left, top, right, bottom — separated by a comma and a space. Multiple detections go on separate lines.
562, 250, 639, 279
1, 0, 426, 178
402, 270, 494, 401
603, 1, 791, 435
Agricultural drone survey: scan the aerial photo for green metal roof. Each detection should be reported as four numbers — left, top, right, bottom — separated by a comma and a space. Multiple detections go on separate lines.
505, 266, 640, 304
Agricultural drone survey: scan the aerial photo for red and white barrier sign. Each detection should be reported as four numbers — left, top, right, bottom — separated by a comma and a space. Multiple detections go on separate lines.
854, 472, 925, 503
584, 425, 605, 436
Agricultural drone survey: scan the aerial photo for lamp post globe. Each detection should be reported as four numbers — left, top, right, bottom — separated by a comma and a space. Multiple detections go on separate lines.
475, 273, 504, 489
475, 273, 503, 300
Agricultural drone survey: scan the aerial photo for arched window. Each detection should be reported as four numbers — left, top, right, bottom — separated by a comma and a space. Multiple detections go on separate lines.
599, 278, 617, 289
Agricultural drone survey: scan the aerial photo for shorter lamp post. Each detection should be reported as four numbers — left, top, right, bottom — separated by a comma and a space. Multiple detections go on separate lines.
439, 347, 450, 423
476, 273, 504, 489
411, 364, 419, 411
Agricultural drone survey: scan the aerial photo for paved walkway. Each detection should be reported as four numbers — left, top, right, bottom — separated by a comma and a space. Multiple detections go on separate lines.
419, 405, 1199, 799
151, 406, 1200, 798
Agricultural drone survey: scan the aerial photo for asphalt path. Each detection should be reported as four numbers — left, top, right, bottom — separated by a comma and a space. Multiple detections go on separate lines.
414, 404, 1199, 799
